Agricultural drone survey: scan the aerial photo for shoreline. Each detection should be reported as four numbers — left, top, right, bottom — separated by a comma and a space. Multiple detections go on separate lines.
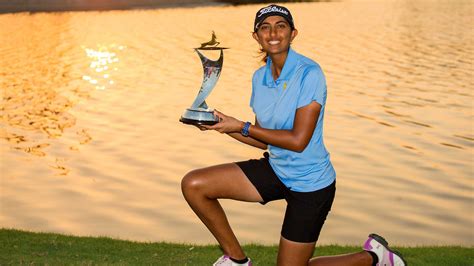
5, 227, 473, 247
0, 0, 327, 14
0, 0, 225, 14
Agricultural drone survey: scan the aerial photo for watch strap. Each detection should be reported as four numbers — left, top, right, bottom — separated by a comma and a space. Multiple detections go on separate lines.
241, 121, 251, 137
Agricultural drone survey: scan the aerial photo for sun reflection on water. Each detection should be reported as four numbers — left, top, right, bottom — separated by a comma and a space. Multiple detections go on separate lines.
82, 44, 125, 90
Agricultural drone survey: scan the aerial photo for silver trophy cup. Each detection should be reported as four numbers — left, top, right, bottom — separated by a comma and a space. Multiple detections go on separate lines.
180, 33, 228, 125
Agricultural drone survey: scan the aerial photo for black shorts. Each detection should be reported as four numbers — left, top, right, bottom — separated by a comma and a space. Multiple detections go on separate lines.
235, 152, 336, 243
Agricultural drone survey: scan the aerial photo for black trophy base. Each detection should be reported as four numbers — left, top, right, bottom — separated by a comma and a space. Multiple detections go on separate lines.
180, 108, 219, 126
180, 117, 218, 126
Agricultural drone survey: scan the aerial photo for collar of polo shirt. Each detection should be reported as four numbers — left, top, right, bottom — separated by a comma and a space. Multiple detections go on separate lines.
263, 47, 299, 88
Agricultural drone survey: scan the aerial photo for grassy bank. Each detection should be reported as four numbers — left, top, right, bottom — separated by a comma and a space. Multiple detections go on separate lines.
1, 229, 472, 265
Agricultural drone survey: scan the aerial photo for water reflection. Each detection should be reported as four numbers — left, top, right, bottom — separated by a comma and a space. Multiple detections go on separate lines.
0, 1, 472, 245
0, 14, 73, 160
82, 44, 125, 90
0, 13, 93, 174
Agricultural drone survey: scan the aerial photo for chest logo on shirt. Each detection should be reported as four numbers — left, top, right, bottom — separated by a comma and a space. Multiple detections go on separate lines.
283, 82, 287, 90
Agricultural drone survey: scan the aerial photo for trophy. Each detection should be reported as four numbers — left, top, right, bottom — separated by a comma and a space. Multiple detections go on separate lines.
180, 31, 228, 125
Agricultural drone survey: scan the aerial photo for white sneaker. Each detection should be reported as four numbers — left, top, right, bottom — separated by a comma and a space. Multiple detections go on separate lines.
363, 233, 407, 266
212, 255, 252, 266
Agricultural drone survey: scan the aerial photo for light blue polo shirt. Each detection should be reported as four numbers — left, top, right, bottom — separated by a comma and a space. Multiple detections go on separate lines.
250, 48, 336, 192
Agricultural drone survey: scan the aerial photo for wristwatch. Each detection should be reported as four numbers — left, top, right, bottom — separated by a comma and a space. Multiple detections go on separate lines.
241, 121, 251, 137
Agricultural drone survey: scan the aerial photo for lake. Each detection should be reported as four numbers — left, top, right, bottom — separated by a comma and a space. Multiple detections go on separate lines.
0, 0, 472, 245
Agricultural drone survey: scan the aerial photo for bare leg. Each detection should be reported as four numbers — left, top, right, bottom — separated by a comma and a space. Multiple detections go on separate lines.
181, 163, 263, 260
277, 236, 373, 266
277, 236, 315, 266
308, 251, 372, 266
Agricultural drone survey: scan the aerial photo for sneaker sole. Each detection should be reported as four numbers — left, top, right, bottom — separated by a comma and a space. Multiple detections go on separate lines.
393, 250, 408, 266
368, 233, 408, 266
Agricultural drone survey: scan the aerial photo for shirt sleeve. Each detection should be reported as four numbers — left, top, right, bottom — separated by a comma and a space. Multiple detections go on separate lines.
296, 65, 327, 109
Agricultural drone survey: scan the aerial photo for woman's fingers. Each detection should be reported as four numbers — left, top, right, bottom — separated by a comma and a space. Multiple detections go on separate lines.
197, 110, 233, 133
202, 122, 227, 133
193, 124, 207, 131
202, 124, 217, 130
213, 109, 226, 120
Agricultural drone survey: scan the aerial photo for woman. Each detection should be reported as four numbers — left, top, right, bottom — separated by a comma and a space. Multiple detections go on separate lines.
181, 4, 407, 266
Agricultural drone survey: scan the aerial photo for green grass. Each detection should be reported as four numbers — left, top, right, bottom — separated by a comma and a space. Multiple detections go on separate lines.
1, 229, 472, 265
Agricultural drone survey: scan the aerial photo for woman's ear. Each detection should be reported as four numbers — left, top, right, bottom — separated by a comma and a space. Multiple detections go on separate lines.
291, 29, 298, 41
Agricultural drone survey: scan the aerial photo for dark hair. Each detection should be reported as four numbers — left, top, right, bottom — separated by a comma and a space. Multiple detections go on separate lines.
259, 48, 268, 63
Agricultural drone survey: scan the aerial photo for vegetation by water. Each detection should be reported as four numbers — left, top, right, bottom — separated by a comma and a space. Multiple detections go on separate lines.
220, 0, 331, 4
1, 229, 472, 265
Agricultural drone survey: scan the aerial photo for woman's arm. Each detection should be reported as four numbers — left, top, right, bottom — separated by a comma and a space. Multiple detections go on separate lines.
204, 101, 321, 152
227, 119, 267, 150
248, 102, 321, 152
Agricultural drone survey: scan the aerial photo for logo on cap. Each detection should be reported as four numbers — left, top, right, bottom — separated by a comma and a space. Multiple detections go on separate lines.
258, 5, 289, 18
254, 4, 294, 32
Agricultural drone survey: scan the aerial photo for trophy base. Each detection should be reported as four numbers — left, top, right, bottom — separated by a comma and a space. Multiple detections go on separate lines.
180, 108, 219, 126
179, 117, 218, 125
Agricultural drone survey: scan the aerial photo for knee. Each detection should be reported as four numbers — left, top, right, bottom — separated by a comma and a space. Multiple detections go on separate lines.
181, 169, 206, 197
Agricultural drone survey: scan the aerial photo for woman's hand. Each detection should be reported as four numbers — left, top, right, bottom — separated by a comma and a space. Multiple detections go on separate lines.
202, 110, 244, 134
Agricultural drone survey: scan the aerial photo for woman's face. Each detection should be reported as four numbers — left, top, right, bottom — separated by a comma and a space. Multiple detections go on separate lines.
253, 15, 298, 56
